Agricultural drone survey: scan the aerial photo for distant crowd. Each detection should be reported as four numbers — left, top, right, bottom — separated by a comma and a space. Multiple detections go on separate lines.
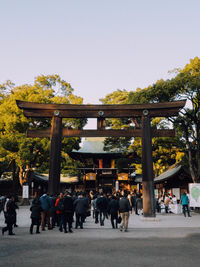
0, 189, 191, 236
0, 190, 142, 235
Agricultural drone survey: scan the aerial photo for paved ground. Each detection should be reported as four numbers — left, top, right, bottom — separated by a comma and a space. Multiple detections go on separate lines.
1, 207, 200, 267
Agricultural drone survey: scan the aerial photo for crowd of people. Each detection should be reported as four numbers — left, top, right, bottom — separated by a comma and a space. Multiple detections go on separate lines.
156, 192, 191, 217
0, 190, 143, 236
0, 189, 191, 236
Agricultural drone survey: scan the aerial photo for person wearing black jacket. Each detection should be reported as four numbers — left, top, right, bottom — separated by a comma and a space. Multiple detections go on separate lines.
30, 195, 42, 234
63, 191, 74, 233
96, 192, 108, 226
2, 195, 18, 236
73, 192, 89, 229
108, 195, 119, 229
50, 194, 58, 228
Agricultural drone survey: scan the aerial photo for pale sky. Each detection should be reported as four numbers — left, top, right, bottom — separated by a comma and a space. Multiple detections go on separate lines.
1, 0, 200, 106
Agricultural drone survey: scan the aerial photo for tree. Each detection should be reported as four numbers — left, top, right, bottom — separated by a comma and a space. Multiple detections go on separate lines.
0, 74, 87, 191
100, 58, 200, 179
128, 57, 200, 181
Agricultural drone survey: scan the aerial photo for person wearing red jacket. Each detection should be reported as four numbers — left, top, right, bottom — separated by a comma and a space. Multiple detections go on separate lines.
55, 193, 65, 232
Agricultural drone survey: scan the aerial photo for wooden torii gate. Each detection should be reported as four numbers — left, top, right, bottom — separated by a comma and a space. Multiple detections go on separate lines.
16, 100, 186, 217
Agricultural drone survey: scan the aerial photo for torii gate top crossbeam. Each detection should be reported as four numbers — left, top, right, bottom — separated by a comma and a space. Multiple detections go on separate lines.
16, 100, 186, 118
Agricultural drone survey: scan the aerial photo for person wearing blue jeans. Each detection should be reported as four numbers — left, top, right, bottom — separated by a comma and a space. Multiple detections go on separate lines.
181, 192, 191, 217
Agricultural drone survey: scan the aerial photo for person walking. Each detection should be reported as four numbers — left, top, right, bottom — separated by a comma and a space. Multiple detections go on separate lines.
40, 193, 52, 231
2, 195, 17, 236
96, 192, 108, 226
119, 192, 132, 232
92, 194, 99, 224
181, 192, 191, 217
50, 194, 58, 228
164, 194, 170, 213
30, 193, 42, 234
73, 192, 89, 229
136, 193, 143, 215
63, 191, 74, 233
55, 193, 65, 232
108, 195, 119, 229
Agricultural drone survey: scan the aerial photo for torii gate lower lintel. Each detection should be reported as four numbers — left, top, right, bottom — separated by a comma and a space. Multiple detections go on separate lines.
16, 100, 186, 217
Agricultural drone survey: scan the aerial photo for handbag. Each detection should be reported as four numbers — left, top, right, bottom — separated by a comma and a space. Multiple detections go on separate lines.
117, 215, 122, 224
86, 210, 91, 217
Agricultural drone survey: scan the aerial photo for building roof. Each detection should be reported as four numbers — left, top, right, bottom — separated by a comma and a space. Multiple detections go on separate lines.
31, 172, 78, 184
71, 137, 122, 155
154, 164, 182, 183
132, 164, 189, 184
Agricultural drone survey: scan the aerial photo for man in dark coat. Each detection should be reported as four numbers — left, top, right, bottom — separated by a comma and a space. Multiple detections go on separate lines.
30, 196, 42, 234
96, 192, 108, 226
50, 194, 58, 228
73, 192, 89, 229
2, 195, 17, 235
108, 195, 119, 229
63, 191, 74, 233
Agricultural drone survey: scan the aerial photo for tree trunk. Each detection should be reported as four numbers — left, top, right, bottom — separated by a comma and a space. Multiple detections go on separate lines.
19, 166, 24, 186
11, 159, 19, 195
187, 145, 197, 183
196, 122, 200, 182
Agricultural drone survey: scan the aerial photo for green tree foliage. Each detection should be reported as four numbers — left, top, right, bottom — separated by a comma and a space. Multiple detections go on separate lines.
0, 74, 86, 186
101, 57, 200, 180
129, 57, 200, 180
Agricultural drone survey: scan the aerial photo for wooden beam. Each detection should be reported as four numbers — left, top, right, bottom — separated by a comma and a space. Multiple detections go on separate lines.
22, 108, 183, 118
16, 100, 186, 110
16, 100, 186, 118
26, 128, 51, 138
27, 128, 175, 138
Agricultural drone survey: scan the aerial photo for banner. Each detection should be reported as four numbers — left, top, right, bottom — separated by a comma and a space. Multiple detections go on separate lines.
172, 188, 180, 200
85, 173, 96, 181
22, 185, 29, 199
189, 183, 200, 207
118, 173, 129, 181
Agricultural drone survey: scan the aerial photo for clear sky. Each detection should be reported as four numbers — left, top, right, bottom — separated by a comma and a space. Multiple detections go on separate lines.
1, 0, 200, 105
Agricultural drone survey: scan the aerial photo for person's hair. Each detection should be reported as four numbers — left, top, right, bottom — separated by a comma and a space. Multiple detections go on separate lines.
123, 192, 128, 198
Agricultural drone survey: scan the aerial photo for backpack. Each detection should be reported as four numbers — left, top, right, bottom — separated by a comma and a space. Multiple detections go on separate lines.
56, 199, 64, 212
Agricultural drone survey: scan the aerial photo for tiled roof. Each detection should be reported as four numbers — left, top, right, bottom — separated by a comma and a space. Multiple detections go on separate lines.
72, 137, 122, 154
154, 164, 182, 182
31, 172, 78, 184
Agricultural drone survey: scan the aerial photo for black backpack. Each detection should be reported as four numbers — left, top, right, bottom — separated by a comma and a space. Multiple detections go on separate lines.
57, 199, 64, 212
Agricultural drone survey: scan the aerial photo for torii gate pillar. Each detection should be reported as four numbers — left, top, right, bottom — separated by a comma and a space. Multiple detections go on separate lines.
48, 116, 62, 195
142, 113, 155, 217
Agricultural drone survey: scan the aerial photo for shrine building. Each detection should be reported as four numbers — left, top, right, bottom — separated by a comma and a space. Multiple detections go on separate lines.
69, 137, 136, 193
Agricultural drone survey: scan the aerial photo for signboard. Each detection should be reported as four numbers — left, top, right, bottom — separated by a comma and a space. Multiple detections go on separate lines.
22, 185, 29, 199
169, 204, 182, 214
118, 173, 129, 181
85, 173, 96, 181
189, 183, 200, 207
102, 171, 112, 175
154, 189, 159, 199
172, 188, 180, 200
115, 181, 119, 191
